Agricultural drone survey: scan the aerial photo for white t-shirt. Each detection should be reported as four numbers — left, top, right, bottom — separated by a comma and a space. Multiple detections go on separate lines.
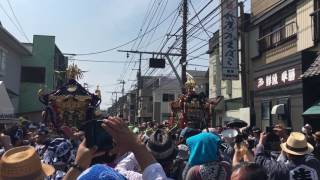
115, 152, 169, 180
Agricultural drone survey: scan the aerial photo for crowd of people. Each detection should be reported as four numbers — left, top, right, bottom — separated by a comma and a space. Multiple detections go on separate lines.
0, 117, 320, 180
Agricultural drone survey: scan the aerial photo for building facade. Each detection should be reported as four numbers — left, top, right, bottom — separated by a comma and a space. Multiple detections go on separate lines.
0, 25, 31, 114
208, 30, 250, 126
126, 90, 137, 123
152, 77, 181, 122
19, 35, 68, 121
186, 70, 209, 96
137, 76, 160, 122
249, 0, 320, 130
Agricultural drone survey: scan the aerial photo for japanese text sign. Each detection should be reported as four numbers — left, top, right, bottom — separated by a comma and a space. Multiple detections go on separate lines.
255, 65, 301, 90
221, 0, 239, 80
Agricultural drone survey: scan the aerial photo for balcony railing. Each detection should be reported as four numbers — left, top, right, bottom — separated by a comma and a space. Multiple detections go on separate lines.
311, 9, 320, 42
258, 21, 297, 52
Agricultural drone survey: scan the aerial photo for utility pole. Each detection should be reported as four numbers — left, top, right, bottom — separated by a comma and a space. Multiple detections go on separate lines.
118, 80, 126, 97
118, 50, 183, 88
239, 2, 248, 107
137, 53, 142, 124
106, 91, 121, 116
118, 50, 182, 123
138, 53, 142, 94
112, 91, 119, 116
181, 0, 188, 93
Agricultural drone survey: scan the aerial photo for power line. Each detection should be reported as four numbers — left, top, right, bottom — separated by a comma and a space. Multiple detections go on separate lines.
183, 0, 249, 60
124, 0, 216, 82
117, 0, 170, 99
129, 0, 250, 92
189, 54, 207, 60
132, 0, 164, 51
120, 1, 166, 82
144, 0, 169, 49
0, 1, 30, 42
5, 0, 30, 42
70, 59, 147, 63
189, 0, 211, 38
122, 1, 181, 83
140, 0, 247, 89
118, 0, 160, 84
142, 8, 181, 77
70, 1, 180, 56
144, 0, 217, 77
130, 0, 158, 51
118, 0, 158, 81
188, 53, 208, 62
188, 63, 208, 68
136, 0, 251, 95
119, 0, 178, 81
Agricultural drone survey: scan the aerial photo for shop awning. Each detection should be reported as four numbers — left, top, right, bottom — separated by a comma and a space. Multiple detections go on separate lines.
271, 104, 285, 115
303, 101, 320, 116
0, 81, 14, 114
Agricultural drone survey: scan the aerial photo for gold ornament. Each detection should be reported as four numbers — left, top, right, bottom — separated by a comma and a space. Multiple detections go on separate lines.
95, 85, 101, 98
66, 64, 83, 80
185, 78, 196, 91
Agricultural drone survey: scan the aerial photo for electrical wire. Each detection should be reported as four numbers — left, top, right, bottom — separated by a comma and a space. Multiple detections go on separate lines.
126, 0, 249, 94
122, 1, 230, 94
71, 0, 180, 56
188, 63, 208, 68
5, 0, 30, 42
118, 0, 178, 96
127, 1, 181, 85
142, 9, 181, 77
142, 0, 248, 89
118, 0, 165, 83
0, 1, 30, 42
120, 0, 177, 81
70, 59, 146, 63
109, 0, 250, 109
144, 0, 218, 77
144, 0, 169, 49
131, 0, 158, 50
189, 0, 211, 38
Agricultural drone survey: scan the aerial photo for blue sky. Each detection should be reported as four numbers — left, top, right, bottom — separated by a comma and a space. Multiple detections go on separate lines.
0, 0, 250, 109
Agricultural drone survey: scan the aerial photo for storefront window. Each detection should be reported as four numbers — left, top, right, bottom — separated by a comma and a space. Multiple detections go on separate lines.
162, 94, 175, 102
261, 101, 271, 120
277, 98, 291, 126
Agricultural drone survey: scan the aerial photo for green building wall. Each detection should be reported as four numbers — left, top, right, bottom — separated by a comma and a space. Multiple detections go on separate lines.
19, 35, 56, 114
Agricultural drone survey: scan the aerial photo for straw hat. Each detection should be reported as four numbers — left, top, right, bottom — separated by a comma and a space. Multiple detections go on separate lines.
280, 132, 314, 156
0, 146, 55, 180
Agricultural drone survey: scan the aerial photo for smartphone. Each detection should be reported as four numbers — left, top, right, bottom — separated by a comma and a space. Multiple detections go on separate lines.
81, 120, 113, 151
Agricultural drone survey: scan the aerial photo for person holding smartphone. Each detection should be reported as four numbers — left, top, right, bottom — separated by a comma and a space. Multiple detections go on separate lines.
64, 117, 168, 180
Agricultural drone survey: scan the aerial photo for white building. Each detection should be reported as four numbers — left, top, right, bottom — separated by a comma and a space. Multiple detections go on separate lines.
208, 31, 250, 126
186, 70, 209, 96
152, 77, 181, 122
0, 25, 31, 114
